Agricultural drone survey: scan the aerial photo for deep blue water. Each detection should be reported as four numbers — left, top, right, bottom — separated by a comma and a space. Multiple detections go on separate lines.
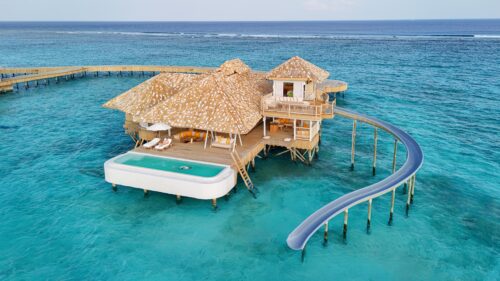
0, 20, 499, 280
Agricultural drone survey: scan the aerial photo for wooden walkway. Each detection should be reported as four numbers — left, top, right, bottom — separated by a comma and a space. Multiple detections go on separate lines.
0, 65, 214, 93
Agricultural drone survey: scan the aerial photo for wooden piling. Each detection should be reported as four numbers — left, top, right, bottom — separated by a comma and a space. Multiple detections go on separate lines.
343, 209, 349, 240
389, 188, 395, 225
351, 120, 357, 170
367, 198, 372, 233
410, 175, 416, 204
406, 177, 412, 216
143, 189, 149, 196
323, 221, 329, 244
176, 194, 182, 204
112, 183, 117, 192
212, 198, 217, 210
373, 127, 378, 176
392, 139, 398, 173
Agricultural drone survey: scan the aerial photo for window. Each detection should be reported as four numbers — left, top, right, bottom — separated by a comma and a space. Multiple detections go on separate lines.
283, 82, 294, 97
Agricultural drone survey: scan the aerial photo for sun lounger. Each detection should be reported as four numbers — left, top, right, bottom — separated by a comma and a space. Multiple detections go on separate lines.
143, 138, 160, 149
155, 138, 172, 150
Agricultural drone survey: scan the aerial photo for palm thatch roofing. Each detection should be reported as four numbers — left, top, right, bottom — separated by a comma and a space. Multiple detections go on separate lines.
266, 56, 329, 82
138, 59, 271, 134
102, 73, 198, 116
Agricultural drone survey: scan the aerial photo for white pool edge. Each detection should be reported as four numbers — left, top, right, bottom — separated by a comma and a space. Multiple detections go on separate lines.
104, 152, 237, 200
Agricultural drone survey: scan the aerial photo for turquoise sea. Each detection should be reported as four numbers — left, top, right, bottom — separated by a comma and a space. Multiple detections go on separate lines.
0, 21, 499, 280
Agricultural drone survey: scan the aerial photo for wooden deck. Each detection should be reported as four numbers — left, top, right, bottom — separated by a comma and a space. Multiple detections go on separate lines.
133, 123, 319, 167
134, 125, 266, 167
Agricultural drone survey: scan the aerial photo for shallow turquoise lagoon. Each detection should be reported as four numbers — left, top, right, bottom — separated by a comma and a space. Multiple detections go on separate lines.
0, 23, 499, 280
114, 153, 225, 177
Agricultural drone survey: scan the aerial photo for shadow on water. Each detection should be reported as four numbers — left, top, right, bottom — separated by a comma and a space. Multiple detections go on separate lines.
0, 125, 20, 130
423, 172, 500, 250
78, 167, 104, 178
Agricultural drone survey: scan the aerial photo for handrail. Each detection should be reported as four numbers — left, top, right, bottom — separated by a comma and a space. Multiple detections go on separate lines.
286, 106, 424, 250
261, 94, 335, 117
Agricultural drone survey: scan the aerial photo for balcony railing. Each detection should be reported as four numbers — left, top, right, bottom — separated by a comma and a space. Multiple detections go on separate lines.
262, 93, 335, 117
295, 121, 320, 141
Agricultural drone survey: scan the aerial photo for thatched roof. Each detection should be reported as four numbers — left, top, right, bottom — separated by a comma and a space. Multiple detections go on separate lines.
138, 59, 269, 134
266, 56, 329, 82
103, 73, 198, 116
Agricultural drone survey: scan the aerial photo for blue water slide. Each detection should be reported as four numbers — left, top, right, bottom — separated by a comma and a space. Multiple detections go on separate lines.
287, 107, 424, 250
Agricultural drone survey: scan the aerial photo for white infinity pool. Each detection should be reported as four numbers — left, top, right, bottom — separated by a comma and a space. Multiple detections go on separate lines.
104, 152, 236, 199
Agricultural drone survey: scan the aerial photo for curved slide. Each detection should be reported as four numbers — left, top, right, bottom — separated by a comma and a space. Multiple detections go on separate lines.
287, 107, 424, 250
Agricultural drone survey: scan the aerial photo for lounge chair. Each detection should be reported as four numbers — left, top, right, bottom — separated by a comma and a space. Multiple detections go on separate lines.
143, 138, 160, 149
155, 138, 172, 150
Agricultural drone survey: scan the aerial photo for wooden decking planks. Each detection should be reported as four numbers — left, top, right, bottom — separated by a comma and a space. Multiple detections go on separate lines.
0, 65, 215, 93
0, 67, 85, 87
134, 125, 267, 167
132, 123, 319, 168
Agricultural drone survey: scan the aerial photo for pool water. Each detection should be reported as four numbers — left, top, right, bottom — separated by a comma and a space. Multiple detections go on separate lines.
114, 153, 225, 177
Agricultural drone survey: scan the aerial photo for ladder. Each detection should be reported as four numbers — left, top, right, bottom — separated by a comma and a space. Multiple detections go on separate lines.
230, 150, 257, 198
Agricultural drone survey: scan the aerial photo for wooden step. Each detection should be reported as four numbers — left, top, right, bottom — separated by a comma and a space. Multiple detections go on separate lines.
230, 150, 256, 197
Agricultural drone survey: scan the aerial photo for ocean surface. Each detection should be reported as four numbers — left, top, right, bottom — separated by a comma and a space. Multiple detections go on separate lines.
0, 20, 499, 280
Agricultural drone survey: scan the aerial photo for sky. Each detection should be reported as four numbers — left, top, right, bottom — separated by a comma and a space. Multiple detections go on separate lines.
0, 0, 499, 21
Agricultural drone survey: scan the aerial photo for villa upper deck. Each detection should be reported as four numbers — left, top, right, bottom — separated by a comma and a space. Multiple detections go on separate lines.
261, 93, 336, 120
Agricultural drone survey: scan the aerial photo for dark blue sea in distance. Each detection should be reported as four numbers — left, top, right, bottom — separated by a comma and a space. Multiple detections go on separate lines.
0, 20, 499, 280
1, 19, 500, 38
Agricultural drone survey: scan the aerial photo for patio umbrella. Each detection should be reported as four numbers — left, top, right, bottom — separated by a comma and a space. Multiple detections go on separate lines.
146, 123, 171, 136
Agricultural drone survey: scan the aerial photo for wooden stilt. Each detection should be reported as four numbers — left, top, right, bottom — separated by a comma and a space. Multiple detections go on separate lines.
389, 189, 395, 225
212, 198, 217, 211
250, 158, 255, 172
392, 139, 398, 173
176, 195, 182, 204
351, 120, 357, 170
301, 246, 306, 263
367, 198, 372, 233
143, 189, 149, 196
343, 209, 349, 240
410, 175, 416, 204
323, 221, 329, 244
373, 128, 378, 176
406, 177, 412, 216
263, 117, 267, 137
112, 183, 117, 192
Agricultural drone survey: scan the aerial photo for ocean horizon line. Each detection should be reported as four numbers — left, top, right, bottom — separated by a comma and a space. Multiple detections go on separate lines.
0, 18, 499, 23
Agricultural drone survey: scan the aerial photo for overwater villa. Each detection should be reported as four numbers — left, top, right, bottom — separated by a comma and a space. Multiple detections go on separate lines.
102, 57, 345, 207
1, 57, 422, 256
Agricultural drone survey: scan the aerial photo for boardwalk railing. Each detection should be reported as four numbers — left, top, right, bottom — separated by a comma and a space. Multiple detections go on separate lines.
287, 107, 424, 257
